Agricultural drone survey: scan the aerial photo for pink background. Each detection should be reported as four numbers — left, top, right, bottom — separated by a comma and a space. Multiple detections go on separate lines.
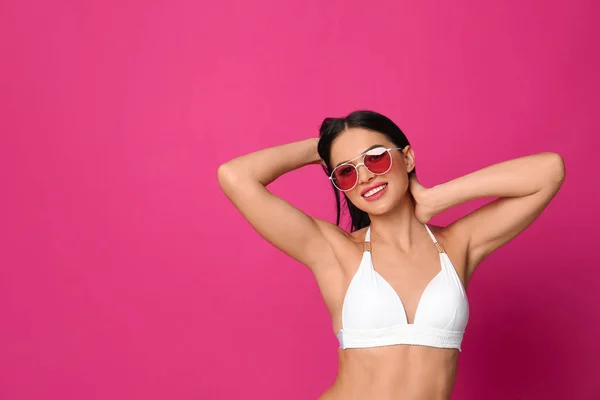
1, 0, 598, 399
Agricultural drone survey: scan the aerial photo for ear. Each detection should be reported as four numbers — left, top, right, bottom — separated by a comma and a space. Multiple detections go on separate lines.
403, 146, 416, 173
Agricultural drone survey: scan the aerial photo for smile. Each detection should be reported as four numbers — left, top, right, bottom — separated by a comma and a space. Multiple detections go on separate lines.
362, 184, 387, 198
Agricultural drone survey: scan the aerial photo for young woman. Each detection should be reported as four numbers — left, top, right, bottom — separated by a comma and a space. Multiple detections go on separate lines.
217, 110, 565, 400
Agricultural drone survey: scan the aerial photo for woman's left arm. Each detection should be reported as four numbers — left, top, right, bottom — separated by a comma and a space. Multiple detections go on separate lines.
412, 152, 566, 275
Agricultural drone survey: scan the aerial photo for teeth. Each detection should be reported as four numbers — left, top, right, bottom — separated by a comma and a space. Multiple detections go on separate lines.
363, 184, 387, 198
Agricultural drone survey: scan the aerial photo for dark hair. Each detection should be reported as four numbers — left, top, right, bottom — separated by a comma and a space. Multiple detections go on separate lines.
317, 110, 416, 232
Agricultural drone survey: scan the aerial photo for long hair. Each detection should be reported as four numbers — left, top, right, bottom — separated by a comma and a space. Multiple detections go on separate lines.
317, 110, 416, 232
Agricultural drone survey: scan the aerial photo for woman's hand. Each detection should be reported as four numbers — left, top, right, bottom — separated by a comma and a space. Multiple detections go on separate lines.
308, 138, 328, 169
409, 174, 438, 224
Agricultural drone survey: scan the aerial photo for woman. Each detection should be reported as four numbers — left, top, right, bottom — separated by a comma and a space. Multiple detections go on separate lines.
217, 110, 565, 400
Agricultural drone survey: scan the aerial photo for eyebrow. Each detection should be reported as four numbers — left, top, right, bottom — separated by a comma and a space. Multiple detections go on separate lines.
334, 144, 385, 169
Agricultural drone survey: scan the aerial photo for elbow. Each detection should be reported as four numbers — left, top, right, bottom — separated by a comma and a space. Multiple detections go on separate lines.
217, 161, 255, 195
544, 152, 566, 188
217, 162, 238, 193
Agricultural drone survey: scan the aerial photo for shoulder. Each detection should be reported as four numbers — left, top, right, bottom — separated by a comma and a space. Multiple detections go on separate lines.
314, 219, 367, 246
431, 223, 469, 250
308, 220, 363, 270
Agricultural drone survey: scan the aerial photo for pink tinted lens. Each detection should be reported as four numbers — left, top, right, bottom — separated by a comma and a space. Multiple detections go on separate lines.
364, 150, 392, 173
332, 165, 357, 190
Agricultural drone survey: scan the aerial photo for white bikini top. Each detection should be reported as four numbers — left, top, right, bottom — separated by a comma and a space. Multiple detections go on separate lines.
336, 224, 469, 351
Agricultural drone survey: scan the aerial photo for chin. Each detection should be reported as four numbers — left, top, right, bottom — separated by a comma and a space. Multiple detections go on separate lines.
363, 200, 396, 216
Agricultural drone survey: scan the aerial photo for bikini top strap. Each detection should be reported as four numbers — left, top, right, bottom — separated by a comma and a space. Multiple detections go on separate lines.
424, 224, 446, 254
363, 227, 371, 252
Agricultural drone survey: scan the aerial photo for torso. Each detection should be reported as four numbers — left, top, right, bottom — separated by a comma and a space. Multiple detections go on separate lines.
312, 224, 471, 400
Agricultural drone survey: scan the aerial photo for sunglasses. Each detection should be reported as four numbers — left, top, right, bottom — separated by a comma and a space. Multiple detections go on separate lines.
329, 146, 405, 191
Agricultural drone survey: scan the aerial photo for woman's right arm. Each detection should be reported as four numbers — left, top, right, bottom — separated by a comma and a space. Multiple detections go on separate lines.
217, 138, 339, 272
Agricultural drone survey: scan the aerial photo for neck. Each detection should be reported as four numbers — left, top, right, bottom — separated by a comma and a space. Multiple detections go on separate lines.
368, 195, 427, 251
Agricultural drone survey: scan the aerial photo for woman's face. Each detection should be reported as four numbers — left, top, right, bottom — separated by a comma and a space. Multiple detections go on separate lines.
329, 128, 415, 215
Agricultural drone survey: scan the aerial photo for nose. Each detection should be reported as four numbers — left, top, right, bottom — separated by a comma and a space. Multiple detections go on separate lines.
356, 163, 375, 184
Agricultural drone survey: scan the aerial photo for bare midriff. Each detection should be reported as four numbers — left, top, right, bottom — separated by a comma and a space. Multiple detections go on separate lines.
319, 345, 459, 400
